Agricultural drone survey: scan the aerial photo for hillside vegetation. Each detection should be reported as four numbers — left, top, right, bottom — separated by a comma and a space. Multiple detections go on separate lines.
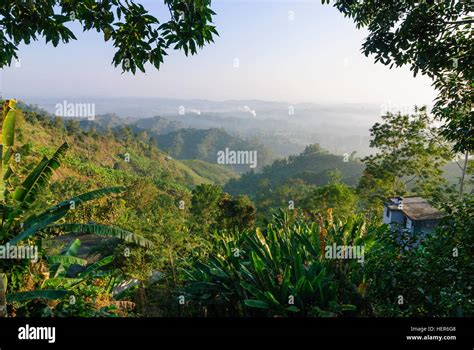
225, 144, 363, 200
18, 108, 236, 189
0, 101, 471, 319
153, 128, 274, 173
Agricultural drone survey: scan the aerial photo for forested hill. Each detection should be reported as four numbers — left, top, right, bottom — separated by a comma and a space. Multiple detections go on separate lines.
224, 144, 364, 197
132, 116, 184, 135
152, 128, 274, 172
16, 104, 237, 189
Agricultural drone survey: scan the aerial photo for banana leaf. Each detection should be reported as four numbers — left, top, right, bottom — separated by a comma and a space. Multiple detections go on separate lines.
78, 256, 114, 278
48, 255, 87, 266
12, 142, 69, 207
42, 277, 82, 289
2, 101, 16, 147
244, 299, 269, 309
7, 289, 68, 303
45, 223, 153, 248
9, 187, 125, 245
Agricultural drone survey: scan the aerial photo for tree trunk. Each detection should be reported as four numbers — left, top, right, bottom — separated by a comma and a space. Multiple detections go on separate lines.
0, 274, 7, 317
459, 152, 469, 200
135, 283, 146, 316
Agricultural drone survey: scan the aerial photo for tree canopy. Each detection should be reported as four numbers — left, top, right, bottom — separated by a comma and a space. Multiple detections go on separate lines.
324, 0, 473, 152
358, 107, 452, 208
0, 0, 217, 73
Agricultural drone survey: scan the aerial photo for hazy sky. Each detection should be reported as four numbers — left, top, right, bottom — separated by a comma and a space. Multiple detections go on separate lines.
1, 0, 437, 106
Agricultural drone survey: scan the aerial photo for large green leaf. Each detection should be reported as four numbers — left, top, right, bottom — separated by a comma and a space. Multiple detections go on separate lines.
9, 187, 125, 245
12, 142, 69, 207
6, 289, 68, 303
47, 255, 87, 267
23, 186, 125, 230
0, 100, 17, 202
3, 164, 13, 181
64, 238, 81, 257
46, 223, 153, 248
8, 207, 68, 245
2, 100, 16, 147
263, 291, 282, 308
240, 280, 267, 301
78, 256, 114, 278
42, 277, 82, 289
50, 242, 86, 278
244, 299, 269, 309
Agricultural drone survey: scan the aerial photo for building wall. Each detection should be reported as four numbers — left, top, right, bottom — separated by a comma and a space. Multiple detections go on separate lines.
389, 210, 404, 225
384, 207, 440, 234
383, 207, 391, 225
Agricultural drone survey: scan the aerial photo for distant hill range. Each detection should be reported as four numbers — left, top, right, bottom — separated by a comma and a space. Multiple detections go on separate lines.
80, 114, 184, 135
79, 115, 274, 173
19, 97, 380, 157
15, 103, 238, 188
224, 144, 365, 197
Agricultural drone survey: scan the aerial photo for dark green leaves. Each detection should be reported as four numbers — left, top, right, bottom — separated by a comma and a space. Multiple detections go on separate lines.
184, 212, 374, 316
6, 289, 68, 303
0, 0, 218, 73
324, 0, 473, 152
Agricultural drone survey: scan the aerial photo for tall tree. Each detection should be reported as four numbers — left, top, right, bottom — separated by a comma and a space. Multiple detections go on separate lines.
358, 107, 451, 206
190, 184, 223, 234
454, 152, 473, 199
0, 0, 217, 73
303, 169, 358, 220
218, 194, 256, 232
323, 0, 473, 154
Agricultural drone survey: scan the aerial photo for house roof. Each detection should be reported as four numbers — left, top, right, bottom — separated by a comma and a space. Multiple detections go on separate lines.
385, 196, 444, 221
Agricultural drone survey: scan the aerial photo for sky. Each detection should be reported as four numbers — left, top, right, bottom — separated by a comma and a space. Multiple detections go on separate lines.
0, 0, 437, 107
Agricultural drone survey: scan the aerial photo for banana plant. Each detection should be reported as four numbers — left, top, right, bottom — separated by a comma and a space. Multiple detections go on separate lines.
0, 99, 152, 315
0, 99, 17, 202
7, 238, 117, 307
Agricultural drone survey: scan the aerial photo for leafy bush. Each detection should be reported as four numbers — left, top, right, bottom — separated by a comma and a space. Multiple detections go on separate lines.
183, 210, 381, 317
365, 196, 474, 316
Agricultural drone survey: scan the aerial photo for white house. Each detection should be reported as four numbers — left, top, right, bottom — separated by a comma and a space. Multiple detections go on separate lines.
383, 196, 443, 234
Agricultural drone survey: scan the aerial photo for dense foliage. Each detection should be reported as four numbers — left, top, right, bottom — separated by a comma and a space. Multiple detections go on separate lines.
324, 0, 473, 153
0, 101, 471, 318
154, 128, 274, 173
0, 0, 218, 73
183, 210, 377, 317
